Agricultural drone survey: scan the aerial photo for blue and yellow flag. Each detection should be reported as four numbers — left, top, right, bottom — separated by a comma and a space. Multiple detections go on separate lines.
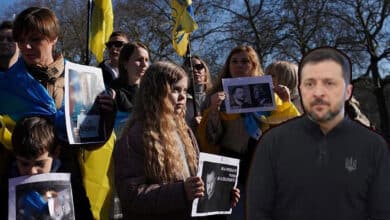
89, 0, 114, 63
0, 58, 115, 220
171, 0, 198, 56
0, 58, 59, 149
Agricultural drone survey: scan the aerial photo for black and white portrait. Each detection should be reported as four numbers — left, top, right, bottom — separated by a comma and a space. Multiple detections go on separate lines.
229, 85, 252, 109
222, 76, 276, 114
192, 153, 239, 217
250, 83, 273, 107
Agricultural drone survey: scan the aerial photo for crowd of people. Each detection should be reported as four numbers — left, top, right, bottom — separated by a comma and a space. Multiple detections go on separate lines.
0, 6, 389, 220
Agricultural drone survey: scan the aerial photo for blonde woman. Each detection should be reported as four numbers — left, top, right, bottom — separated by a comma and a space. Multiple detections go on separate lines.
183, 55, 213, 134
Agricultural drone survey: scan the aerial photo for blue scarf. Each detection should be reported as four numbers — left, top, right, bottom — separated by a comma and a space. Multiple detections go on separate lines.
220, 101, 270, 140
0, 58, 67, 141
243, 111, 270, 140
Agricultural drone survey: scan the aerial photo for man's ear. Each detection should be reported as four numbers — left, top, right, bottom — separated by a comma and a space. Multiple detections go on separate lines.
345, 84, 353, 101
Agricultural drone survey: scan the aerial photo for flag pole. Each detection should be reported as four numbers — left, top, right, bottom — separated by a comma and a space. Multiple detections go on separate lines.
85, 0, 92, 65
186, 35, 200, 116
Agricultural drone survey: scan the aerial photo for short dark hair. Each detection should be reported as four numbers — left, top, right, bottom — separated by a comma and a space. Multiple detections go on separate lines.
299, 47, 351, 84
109, 31, 129, 41
12, 116, 58, 160
0, 20, 13, 31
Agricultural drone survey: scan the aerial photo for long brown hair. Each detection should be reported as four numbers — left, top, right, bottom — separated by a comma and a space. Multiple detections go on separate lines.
210, 45, 264, 94
125, 61, 198, 183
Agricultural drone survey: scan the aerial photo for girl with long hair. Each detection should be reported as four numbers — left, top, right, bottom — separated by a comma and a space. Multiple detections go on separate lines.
115, 61, 240, 219
114, 61, 239, 219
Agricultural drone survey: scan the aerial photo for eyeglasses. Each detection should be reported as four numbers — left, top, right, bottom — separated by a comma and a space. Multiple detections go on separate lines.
105, 41, 125, 48
193, 63, 204, 71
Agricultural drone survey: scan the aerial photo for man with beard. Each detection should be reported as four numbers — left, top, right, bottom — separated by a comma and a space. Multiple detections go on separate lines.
246, 47, 390, 220
0, 21, 19, 72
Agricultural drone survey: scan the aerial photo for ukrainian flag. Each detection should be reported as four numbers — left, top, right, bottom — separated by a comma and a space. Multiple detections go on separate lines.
0, 58, 58, 149
0, 58, 115, 220
171, 0, 198, 56
89, 0, 114, 63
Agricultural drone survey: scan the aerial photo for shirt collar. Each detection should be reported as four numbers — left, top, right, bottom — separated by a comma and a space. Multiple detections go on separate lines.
303, 115, 351, 136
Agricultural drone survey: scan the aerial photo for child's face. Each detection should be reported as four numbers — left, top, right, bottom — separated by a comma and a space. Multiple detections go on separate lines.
16, 151, 54, 176
169, 77, 188, 115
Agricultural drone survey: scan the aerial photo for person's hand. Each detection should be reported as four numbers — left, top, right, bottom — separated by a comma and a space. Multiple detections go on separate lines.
230, 187, 240, 208
96, 89, 117, 144
98, 89, 116, 113
274, 85, 291, 102
81, 90, 116, 151
184, 176, 204, 201
210, 92, 225, 111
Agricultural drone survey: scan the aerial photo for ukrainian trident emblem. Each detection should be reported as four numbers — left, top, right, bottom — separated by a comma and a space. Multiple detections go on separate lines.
345, 157, 357, 172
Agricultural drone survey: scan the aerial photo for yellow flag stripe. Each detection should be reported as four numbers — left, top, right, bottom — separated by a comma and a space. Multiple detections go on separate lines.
171, 0, 198, 56
89, 0, 114, 63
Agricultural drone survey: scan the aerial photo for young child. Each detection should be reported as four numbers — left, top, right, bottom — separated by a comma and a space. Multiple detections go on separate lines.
12, 116, 60, 176
0, 116, 93, 219
265, 60, 303, 113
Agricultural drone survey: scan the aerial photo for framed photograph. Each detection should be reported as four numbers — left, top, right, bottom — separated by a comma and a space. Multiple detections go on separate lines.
191, 153, 240, 217
64, 61, 106, 144
222, 76, 276, 114
9, 173, 75, 220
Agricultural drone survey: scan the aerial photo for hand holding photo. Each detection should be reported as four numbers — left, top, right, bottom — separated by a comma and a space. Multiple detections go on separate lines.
64, 61, 107, 144
222, 76, 276, 114
8, 173, 75, 220
191, 153, 240, 217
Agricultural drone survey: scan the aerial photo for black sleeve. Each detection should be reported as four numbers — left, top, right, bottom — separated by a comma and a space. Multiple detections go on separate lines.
369, 138, 390, 220
58, 147, 94, 220
246, 133, 275, 220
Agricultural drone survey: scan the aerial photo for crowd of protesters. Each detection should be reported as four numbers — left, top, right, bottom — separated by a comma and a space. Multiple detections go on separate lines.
0, 6, 389, 220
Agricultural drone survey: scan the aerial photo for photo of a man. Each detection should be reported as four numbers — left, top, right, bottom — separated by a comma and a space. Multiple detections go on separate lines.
205, 170, 217, 201
229, 86, 251, 109
250, 83, 273, 107
191, 153, 239, 217
222, 76, 276, 114
196, 162, 232, 214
